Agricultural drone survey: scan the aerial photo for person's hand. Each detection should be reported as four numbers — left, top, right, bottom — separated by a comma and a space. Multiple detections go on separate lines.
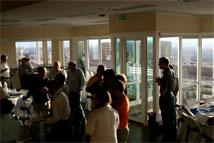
40, 87, 48, 93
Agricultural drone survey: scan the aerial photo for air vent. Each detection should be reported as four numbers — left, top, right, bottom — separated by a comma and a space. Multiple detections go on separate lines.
31, 18, 57, 22
1, 19, 20, 23
91, 20, 109, 23
58, 13, 97, 17
102, 4, 155, 11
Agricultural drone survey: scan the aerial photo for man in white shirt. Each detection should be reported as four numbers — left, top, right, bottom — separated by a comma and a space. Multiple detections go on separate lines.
48, 61, 67, 80
45, 80, 71, 142
0, 55, 10, 87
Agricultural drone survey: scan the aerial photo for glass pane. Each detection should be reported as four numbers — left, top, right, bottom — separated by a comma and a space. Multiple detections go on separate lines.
47, 41, 52, 65
88, 39, 99, 74
101, 39, 111, 69
200, 84, 214, 102
182, 39, 198, 84
62, 40, 70, 67
115, 38, 120, 74
16, 41, 40, 67
147, 37, 153, 112
202, 38, 214, 83
38, 41, 43, 65
76, 41, 86, 74
126, 40, 141, 118
182, 84, 197, 107
160, 37, 179, 73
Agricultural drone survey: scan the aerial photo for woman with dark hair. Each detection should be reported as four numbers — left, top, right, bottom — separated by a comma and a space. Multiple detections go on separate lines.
86, 86, 119, 142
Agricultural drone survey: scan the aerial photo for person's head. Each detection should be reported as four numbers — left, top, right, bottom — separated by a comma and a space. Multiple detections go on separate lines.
37, 67, 46, 79
115, 74, 127, 85
21, 58, 28, 65
112, 79, 125, 95
103, 69, 115, 85
169, 64, 174, 70
95, 86, 112, 108
68, 61, 76, 72
0, 99, 14, 114
159, 57, 170, 70
47, 80, 59, 96
55, 73, 65, 86
54, 61, 61, 71
97, 65, 105, 76
1, 55, 7, 63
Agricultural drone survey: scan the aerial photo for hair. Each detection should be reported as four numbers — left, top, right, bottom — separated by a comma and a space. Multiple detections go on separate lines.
103, 69, 115, 79
1, 55, 7, 61
95, 86, 112, 108
38, 66, 46, 73
54, 61, 61, 67
55, 73, 65, 86
97, 65, 105, 72
47, 80, 59, 90
169, 64, 174, 70
68, 61, 76, 67
113, 79, 125, 92
116, 73, 127, 85
159, 57, 170, 66
0, 99, 14, 114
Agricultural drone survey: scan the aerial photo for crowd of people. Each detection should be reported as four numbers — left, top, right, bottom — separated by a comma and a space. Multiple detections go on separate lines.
0, 54, 178, 142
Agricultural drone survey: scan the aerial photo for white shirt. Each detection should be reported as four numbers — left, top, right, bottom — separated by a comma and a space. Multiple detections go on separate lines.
45, 90, 70, 124
86, 104, 119, 143
0, 114, 22, 142
0, 62, 10, 77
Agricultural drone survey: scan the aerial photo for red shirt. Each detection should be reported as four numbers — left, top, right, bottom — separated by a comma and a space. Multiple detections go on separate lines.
112, 95, 130, 130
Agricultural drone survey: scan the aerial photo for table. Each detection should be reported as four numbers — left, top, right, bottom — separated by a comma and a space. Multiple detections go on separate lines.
196, 103, 214, 125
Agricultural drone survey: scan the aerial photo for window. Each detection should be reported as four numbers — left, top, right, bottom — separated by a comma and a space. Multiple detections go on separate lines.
62, 40, 70, 67
115, 38, 120, 74
16, 41, 43, 67
76, 41, 86, 74
101, 39, 111, 69
88, 39, 99, 73
47, 41, 52, 65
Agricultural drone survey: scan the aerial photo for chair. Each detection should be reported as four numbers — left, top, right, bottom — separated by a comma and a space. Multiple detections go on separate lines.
182, 112, 202, 142
199, 122, 214, 142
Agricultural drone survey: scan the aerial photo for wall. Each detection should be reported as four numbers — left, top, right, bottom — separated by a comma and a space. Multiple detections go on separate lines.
201, 16, 214, 32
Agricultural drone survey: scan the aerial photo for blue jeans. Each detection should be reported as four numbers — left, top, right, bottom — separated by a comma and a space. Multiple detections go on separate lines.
159, 92, 176, 141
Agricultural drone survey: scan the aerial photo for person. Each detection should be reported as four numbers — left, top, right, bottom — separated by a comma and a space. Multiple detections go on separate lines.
103, 69, 116, 91
0, 99, 22, 142
55, 72, 69, 96
156, 57, 176, 142
115, 73, 128, 94
112, 79, 130, 143
0, 55, 10, 88
24, 67, 49, 114
48, 61, 67, 80
85, 86, 119, 142
169, 64, 179, 103
86, 65, 105, 111
18, 58, 33, 89
66, 61, 86, 125
0, 86, 7, 99
44, 80, 71, 142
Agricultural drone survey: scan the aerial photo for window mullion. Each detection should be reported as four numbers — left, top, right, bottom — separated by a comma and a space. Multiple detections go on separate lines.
179, 36, 183, 105
198, 36, 202, 102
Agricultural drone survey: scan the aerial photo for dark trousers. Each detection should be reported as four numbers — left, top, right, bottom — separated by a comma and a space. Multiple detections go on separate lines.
20, 75, 30, 90
49, 119, 70, 142
159, 92, 176, 141
69, 92, 86, 124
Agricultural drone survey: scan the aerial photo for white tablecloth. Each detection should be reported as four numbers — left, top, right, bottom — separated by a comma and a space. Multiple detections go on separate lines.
195, 103, 214, 124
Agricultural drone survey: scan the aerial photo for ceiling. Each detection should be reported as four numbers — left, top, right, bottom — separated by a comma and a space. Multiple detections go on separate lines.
1, 0, 214, 27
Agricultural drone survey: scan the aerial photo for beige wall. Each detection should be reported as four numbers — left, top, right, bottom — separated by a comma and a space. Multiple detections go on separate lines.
201, 16, 214, 32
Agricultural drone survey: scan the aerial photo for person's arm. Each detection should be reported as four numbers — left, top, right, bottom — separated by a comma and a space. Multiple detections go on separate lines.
85, 112, 96, 136
1, 68, 8, 73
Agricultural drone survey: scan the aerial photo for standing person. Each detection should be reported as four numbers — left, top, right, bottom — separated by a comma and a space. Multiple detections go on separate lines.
86, 87, 119, 142
18, 58, 33, 89
48, 61, 67, 80
169, 64, 179, 103
0, 55, 10, 88
55, 72, 69, 97
156, 57, 176, 142
112, 79, 130, 143
66, 61, 86, 125
44, 80, 71, 142
24, 67, 49, 114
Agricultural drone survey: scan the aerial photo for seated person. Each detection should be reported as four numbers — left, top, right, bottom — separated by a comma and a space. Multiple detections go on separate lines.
44, 80, 71, 142
48, 61, 67, 80
0, 86, 7, 99
24, 67, 49, 114
55, 72, 69, 96
0, 99, 22, 142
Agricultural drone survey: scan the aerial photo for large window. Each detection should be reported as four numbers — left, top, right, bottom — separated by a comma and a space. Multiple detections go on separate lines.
101, 39, 111, 69
62, 40, 70, 66
47, 41, 52, 65
88, 39, 99, 73
16, 41, 43, 67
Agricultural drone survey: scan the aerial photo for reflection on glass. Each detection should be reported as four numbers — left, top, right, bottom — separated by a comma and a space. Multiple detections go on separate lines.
126, 40, 141, 119
147, 37, 153, 112
182, 84, 197, 107
47, 41, 52, 65
76, 41, 85, 74
115, 38, 120, 74
202, 38, 214, 83
182, 39, 198, 83
16, 41, 43, 67
62, 40, 70, 67
160, 37, 179, 73
88, 39, 99, 74
101, 39, 112, 69
200, 84, 214, 101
